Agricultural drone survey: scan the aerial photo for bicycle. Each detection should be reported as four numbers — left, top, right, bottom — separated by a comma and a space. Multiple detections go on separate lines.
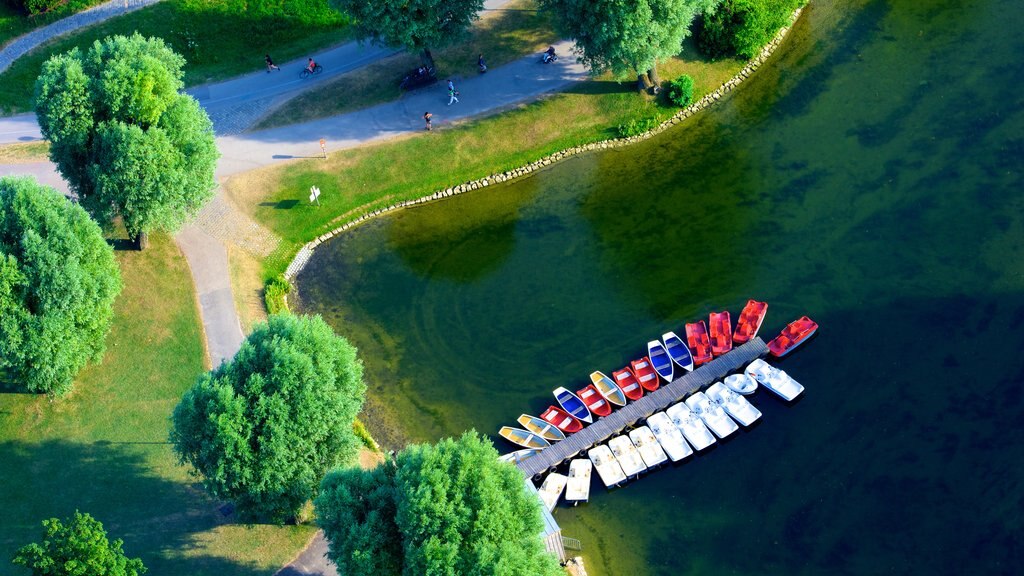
300, 64, 323, 79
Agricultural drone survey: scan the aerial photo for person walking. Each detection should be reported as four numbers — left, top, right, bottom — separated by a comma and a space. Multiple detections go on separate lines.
423, 111, 433, 131
447, 79, 459, 105
478, 53, 487, 73
265, 54, 280, 72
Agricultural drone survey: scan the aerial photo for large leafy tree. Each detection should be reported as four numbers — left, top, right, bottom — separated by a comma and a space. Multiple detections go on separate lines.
34, 33, 217, 247
331, 0, 484, 69
699, 0, 803, 59
13, 511, 146, 576
171, 313, 366, 523
538, 0, 716, 89
0, 176, 122, 396
316, 431, 563, 576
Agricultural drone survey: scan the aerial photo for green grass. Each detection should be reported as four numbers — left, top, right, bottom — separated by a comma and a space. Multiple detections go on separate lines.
0, 140, 49, 162
256, 0, 558, 129
0, 0, 104, 48
0, 234, 314, 575
0, 0, 350, 115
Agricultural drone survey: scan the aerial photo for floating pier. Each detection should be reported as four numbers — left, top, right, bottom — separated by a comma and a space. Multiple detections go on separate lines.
516, 337, 769, 479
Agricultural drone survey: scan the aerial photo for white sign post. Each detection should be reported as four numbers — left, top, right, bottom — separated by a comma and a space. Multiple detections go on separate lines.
309, 186, 321, 207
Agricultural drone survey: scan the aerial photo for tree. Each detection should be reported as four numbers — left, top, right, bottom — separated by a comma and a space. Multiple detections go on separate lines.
13, 511, 146, 576
34, 33, 218, 248
699, 0, 803, 59
0, 176, 122, 396
331, 0, 484, 69
316, 431, 563, 576
171, 313, 366, 523
538, 0, 716, 90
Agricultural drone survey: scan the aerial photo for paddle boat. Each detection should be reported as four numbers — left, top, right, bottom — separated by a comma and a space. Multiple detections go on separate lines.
662, 331, 694, 372
628, 426, 669, 468
628, 358, 659, 393
733, 299, 768, 344
576, 384, 612, 418
767, 316, 819, 357
517, 414, 566, 442
614, 366, 645, 400
706, 382, 762, 427
647, 340, 674, 382
499, 426, 551, 449
540, 405, 583, 434
724, 373, 758, 395
588, 445, 627, 488
608, 435, 647, 477
554, 387, 593, 424
498, 448, 541, 464
666, 401, 716, 450
685, 320, 714, 366
709, 311, 733, 356
590, 371, 627, 406
537, 472, 568, 512
565, 459, 593, 504
685, 392, 739, 439
646, 411, 693, 462
745, 359, 805, 401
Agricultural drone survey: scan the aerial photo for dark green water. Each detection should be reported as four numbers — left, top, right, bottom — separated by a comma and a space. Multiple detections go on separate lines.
295, 0, 1024, 573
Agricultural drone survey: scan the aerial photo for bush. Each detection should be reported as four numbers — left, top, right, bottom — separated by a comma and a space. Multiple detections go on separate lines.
666, 74, 695, 107
698, 0, 803, 60
13, 511, 146, 576
264, 275, 291, 314
616, 116, 660, 138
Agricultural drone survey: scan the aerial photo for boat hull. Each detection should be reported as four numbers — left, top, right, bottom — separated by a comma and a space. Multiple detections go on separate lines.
554, 386, 594, 423
499, 426, 551, 449
588, 445, 627, 488
541, 405, 584, 433
647, 340, 674, 382
565, 459, 593, 503
662, 331, 694, 372
685, 321, 714, 366
625, 361, 656, 396
768, 316, 819, 357
646, 411, 693, 462
733, 299, 768, 344
517, 414, 566, 441
709, 311, 733, 356
590, 371, 628, 406
577, 384, 612, 417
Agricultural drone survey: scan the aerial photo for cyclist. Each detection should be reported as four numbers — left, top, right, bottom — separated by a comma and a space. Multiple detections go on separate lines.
306, 58, 317, 73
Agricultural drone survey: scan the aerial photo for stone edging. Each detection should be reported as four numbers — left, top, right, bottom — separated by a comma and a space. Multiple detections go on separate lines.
283, 6, 804, 281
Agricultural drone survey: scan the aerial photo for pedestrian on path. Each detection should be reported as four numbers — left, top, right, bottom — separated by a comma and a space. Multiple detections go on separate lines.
424, 111, 433, 131
265, 54, 280, 72
478, 54, 487, 73
447, 79, 459, 105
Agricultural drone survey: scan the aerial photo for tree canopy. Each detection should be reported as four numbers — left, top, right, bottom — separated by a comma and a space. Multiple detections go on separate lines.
34, 33, 218, 243
170, 313, 366, 523
0, 176, 122, 396
538, 0, 716, 80
699, 0, 803, 59
13, 511, 146, 576
316, 431, 563, 576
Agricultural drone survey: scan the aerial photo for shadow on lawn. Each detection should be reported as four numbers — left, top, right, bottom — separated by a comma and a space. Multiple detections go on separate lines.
0, 439, 275, 576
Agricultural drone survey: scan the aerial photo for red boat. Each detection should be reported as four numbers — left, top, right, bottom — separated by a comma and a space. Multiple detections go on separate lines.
628, 358, 660, 393
768, 316, 819, 357
540, 405, 583, 434
733, 300, 768, 344
685, 321, 714, 366
612, 367, 644, 400
709, 311, 733, 356
576, 384, 612, 417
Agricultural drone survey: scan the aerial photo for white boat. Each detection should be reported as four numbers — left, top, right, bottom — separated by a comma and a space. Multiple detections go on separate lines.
666, 401, 716, 450
724, 373, 758, 395
587, 444, 627, 488
565, 459, 593, 503
707, 382, 762, 426
685, 392, 739, 439
662, 331, 694, 372
537, 472, 568, 512
628, 426, 669, 468
498, 448, 541, 464
646, 411, 693, 462
608, 435, 647, 477
746, 359, 805, 401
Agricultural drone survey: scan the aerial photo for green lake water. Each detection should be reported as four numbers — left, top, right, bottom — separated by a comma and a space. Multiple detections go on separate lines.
295, 0, 1024, 573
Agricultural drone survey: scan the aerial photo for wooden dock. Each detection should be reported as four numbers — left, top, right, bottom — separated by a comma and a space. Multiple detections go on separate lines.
516, 337, 769, 478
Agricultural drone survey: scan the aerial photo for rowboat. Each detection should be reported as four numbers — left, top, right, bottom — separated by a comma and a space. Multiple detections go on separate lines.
767, 316, 818, 357
608, 435, 647, 477
733, 300, 768, 344
666, 401, 716, 451
627, 358, 659, 394
745, 359, 805, 401
576, 384, 612, 417
565, 459, 593, 503
724, 373, 758, 395
662, 331, 694, 372
685, 392, 738, 439
538, 472, 568, 512
709, 311, 733, 356
498, 448, 541, 464
647, 340, 674, 382
685, 321, 714, 366
628, 426, 669, 468
588, 445, 626, 488
707, 382, 762, 426
498, 426, 551, 449
646, 411, 693, 462
517, 414, 566, 441
554, 387, 593, 423
590, 371, 627, 406
540, 405, 583, 434
614, 366, 645, 400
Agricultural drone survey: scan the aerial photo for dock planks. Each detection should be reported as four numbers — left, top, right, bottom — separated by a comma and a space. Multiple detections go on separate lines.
516, 337, 769, 478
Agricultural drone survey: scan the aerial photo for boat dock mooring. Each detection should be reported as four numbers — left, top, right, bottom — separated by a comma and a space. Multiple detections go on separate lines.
516, 337, 770, 479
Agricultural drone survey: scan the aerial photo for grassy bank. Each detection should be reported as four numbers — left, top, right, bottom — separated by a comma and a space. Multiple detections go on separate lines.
0, 0, 350, 115
0, 234, 313, 575
0, 0, 104, 48
0, 140, 48, 163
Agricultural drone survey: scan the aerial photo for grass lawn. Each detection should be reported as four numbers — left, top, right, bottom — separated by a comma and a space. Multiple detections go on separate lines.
0, 0, 350, 115
0, 234, 314, 575
226, 39, 746, 281
0, 0, 104, 48
0, 140, 48, 163
256, 0, 558, 129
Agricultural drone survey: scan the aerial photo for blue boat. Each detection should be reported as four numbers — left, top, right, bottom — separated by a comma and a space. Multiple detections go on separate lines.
553, 387, 593, 424
662, 331, 694, 372
647, 340, 674, 382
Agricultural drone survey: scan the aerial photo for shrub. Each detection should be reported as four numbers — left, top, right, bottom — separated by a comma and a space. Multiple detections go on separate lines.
666, 74, 695, 107
13, 511, 145, 576
698, 0, 804, 60
264, 275, 291, 314
616, 116, 660, 138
